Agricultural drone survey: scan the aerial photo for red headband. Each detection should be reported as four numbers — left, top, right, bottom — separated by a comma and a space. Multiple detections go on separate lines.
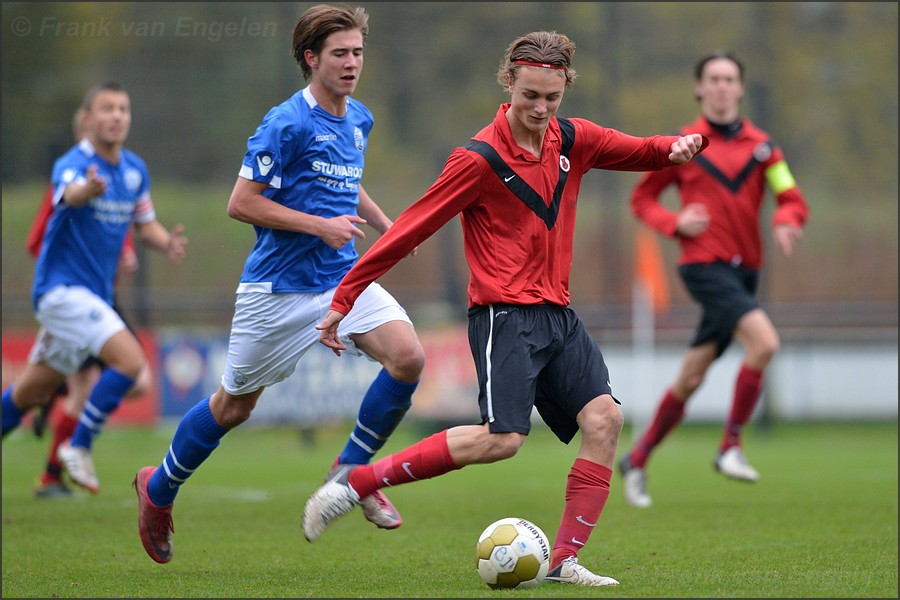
513, 60, 566, 70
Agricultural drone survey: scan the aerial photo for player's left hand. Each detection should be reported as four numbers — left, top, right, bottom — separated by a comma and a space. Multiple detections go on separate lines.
166, 223, 188, 264
774, 223, 803, 257
316, 309, 348, 356
669, 134, 708, 164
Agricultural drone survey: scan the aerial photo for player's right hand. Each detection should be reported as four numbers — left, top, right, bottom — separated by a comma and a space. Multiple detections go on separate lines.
676, 202, 710, 237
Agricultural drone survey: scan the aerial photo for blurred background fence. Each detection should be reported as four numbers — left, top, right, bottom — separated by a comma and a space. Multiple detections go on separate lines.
2, 2, 897, 425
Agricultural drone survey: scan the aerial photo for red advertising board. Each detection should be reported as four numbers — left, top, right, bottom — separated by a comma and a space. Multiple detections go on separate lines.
1, 328, 160, 426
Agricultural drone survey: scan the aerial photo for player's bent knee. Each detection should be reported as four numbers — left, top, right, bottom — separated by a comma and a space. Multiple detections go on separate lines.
579, 399, 624, 437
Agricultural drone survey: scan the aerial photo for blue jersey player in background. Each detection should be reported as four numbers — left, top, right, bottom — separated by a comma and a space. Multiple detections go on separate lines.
2, 81, 188, 494
134, 4, 425, 564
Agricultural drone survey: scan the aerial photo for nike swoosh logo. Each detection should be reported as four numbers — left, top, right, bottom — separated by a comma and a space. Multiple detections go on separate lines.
572, 537, 585, 546
401, 462, 418, 480
576, 515, 597, 527
503, 175, 516, 182
145, 522, 172, 559
382, 477, 392, 486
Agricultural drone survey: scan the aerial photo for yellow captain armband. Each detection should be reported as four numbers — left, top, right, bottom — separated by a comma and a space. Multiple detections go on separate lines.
765, 160, 797, 195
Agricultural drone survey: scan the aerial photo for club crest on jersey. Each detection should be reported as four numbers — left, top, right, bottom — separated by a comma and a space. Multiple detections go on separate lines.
753, 142, 772, 163
354, 127, 364, 152
256, 153, 275, 177
559, 155, 570, 173
125, 168, 142, 192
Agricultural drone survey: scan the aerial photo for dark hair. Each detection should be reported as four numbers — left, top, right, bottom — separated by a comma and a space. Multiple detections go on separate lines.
694, 51, 745, 82
497, 31, 578, 90
292, 4, 369, 81
81, 80, 127, 112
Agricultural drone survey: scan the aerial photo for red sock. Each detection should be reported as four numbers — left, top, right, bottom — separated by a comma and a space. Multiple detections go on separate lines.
630, 389, 685, 468
550, 459, 612, 569
348, 430, 460, 498
721, 365, 763, 452
42, 412, 78, 484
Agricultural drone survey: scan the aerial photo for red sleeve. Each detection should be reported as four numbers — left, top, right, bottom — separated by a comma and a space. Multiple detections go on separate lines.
765, 148, 809, 229
574, 119, 707, 173
772, 186, 809, 228
630, 168, 681, 237
577, 121, 678, 172
26, 185, 56, 258
331, 149, 482, 315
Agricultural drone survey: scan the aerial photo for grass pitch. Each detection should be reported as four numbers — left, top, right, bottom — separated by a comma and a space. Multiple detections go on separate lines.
2, 420, 897, 598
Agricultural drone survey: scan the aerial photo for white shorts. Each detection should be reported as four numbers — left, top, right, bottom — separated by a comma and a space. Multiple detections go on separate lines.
221, 282, 412, 395
28, 285, 126, 375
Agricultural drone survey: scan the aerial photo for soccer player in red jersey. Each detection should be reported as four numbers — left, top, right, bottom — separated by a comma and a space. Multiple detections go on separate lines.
302, 30, 706, 586
618, 52, 809, 508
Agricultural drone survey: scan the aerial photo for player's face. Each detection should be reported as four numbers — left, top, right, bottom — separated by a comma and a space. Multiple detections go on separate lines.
85, 90, 131, 147
507, 67, 566, 136
309, 28, 365, 99
695, 58, 744, 119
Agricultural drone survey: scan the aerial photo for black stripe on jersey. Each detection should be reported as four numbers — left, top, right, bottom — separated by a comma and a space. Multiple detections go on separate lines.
464, 117, 575, 230
692, 154, 759, 194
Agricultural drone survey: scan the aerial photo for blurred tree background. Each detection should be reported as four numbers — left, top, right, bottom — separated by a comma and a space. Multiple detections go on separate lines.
2, 2, 897, 335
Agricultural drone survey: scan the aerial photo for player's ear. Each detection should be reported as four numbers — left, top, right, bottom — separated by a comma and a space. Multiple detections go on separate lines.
304, 49, 318, 70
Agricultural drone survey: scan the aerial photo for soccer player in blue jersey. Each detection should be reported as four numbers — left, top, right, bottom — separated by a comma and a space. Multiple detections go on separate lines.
1, 81, 188, 495
134, 4, 425, 564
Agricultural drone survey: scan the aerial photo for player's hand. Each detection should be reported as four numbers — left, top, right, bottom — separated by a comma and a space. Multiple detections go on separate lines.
63, 164, 107, 206
316, 309, 348, 356
320, 215, 367, 249
83, 164, 108, 198
669, 133, 707, 164
166, 223, 188, 264
774, 223, 803, 257
675, 203, 710, 237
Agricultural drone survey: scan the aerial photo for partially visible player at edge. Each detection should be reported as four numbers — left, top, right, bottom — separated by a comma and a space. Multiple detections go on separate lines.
618, 51, 809, 508
301, 30, 706, 587
1, 81, 188, 497
133, 4, 425, 564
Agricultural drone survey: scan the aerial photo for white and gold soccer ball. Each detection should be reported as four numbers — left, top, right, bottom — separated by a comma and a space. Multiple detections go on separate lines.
475, 517, 551, 589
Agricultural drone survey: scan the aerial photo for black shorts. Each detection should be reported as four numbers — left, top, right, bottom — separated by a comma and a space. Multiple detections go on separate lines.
678, 261, 760, 358
467, 303, 618, 444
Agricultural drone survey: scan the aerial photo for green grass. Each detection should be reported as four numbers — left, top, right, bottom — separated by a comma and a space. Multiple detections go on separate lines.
2, 421, 897, 598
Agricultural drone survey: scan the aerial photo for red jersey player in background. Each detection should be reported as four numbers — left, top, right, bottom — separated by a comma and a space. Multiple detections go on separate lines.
28, 108, 151, 498
618, 52, 809, 508
301, 30, 706, 586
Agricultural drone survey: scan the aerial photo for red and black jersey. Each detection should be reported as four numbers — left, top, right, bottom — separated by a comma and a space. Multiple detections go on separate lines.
631, 115, 809, 269
331, 103, 690, 314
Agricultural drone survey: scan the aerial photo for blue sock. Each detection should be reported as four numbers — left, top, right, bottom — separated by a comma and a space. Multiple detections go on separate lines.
148, 396, 226, 506
339, 368, 417, 465
2, 387, 24, 438
70, 368, 134, 450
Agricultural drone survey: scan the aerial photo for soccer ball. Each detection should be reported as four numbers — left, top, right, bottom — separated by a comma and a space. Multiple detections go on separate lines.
475, 517, 551, 589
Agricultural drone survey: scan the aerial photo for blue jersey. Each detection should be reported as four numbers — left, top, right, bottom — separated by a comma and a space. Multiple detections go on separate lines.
33, 139, 154, 309
236, 86, 373, 294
